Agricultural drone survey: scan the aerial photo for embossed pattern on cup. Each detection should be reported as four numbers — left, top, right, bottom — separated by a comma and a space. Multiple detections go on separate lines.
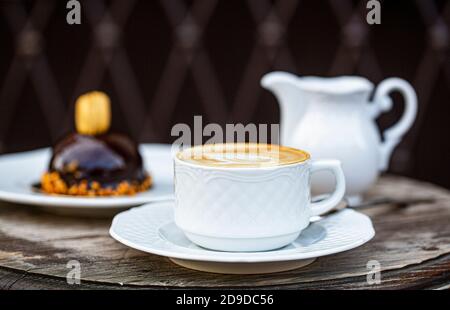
173, 145, 345, 252
174, 162, 310, 238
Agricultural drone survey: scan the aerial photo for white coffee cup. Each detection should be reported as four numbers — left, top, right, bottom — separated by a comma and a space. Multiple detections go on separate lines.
174, 143, 346, 252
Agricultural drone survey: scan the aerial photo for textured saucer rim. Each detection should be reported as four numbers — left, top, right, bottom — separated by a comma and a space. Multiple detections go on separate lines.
109, 201, 375, 263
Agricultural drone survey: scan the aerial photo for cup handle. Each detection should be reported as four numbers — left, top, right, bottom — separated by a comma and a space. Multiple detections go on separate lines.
369, 78, 418, 171
310, 160, 346, 216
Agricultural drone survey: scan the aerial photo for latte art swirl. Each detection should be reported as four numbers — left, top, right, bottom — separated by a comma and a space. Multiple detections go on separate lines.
177, 143, 309, 168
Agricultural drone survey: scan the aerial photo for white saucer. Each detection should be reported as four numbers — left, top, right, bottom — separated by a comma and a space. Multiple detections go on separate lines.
109, 201, 375, 274
0, 144, 174, 215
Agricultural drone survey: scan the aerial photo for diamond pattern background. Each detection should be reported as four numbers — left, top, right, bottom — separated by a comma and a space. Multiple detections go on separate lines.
0, 0, 449, 188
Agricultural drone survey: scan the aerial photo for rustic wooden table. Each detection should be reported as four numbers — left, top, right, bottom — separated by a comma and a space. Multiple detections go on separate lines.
0, 175, 449, 290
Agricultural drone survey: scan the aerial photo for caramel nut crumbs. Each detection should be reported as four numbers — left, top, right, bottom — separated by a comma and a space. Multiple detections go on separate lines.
91, 181, 100, 190
40, 172, 152, 196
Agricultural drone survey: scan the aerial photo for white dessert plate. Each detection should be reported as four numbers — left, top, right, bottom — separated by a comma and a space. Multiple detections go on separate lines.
109, 201, 375, 274
0, 144, 174, 214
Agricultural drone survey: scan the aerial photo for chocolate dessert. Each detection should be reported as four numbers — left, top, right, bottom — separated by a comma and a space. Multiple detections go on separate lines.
40, 91, 151, 196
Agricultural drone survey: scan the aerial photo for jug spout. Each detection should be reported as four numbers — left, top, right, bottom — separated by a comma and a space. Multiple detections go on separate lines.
261, 72, 301, 105
261, 72, 306, 146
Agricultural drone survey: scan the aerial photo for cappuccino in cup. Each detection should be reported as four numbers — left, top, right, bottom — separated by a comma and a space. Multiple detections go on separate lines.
176, 143, 309, 168
174, 143, 345, 252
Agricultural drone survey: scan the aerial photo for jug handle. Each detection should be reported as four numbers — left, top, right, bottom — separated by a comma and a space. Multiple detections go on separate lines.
369, 78, 418, 171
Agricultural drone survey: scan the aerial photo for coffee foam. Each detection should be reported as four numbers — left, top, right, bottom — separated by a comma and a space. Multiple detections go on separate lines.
177, 143, 309, 168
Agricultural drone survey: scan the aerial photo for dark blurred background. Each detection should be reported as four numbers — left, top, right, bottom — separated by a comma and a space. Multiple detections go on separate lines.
0, 0, 449, 189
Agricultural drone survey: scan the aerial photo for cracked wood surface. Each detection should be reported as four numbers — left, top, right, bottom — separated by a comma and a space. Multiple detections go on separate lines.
0, 175, 449, 289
